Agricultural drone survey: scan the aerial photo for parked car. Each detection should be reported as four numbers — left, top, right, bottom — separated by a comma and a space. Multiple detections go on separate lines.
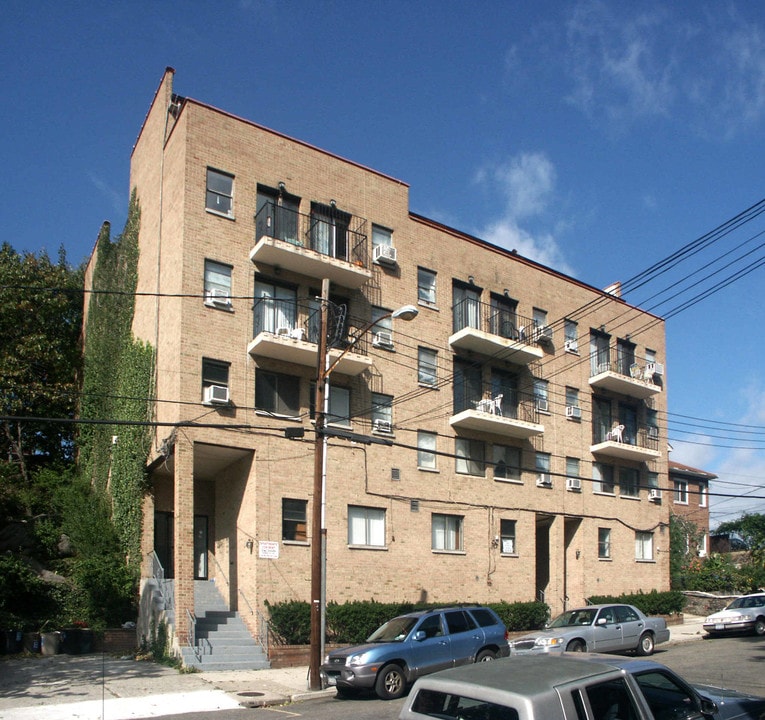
321, 606, 509, 700
703, 593, 765, 637
509, 604, 669, 656
399, 653, 765, 720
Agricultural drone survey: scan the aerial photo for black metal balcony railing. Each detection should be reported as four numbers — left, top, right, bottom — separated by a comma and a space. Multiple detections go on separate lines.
254, 202, 368, 268
452, 297, 542, 344
252, 297, 369, 355
590, 349, 659, 382
592, 423, 660, 451
453, 384, 540, 425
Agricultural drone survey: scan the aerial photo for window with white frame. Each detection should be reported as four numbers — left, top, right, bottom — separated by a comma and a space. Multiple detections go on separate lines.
598, 527, 611, 559
533, 307, 548, 329
418, 347, 438, 386
432, 513, 463, 551
371, 306, 393, 348
310, 383, 351, 426
348, 505, 386, 547
254, 279, 297, 335
206, 168, 234, 216
674, 480, 689, 504
371, 393, 393, 432
564, 319, 578, 351
534, 379, 549, 412
535, 452, 551, 482
456, 437, 485, 476
647, 472, 659, 496
699, 483, 708, 507
418, 267, 437, 305
565, 386, 579, 410
256, 370, 299, 417
417, 431, 437, 470
635, 531, 654, 561
202, 358, 230, 402
593, 462, 615, 494
566, 457, 580, 484
372, 225, 392, 250
204, 260, 232, 306
493, 444, 521, 481
282, 498, 307, 542
500, 519, 516, 554
620, 467, 640, 498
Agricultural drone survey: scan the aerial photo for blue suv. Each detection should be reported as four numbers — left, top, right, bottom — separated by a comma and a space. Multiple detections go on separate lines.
321, 605, 509, 699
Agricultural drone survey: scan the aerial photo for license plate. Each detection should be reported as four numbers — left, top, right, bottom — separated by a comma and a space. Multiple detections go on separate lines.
715, 624, 725, 630
326, 676, 337, 686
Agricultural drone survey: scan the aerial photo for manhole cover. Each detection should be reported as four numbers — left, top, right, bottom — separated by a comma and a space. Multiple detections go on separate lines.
238, 692, 265, 698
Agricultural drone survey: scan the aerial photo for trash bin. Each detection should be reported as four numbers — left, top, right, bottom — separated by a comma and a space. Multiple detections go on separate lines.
23, 632, 41, 653
41, 631, 61, 656
4, 630, 23, 654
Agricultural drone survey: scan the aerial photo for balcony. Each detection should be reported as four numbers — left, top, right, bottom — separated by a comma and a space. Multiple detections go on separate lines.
449, 300, 544, 365
247, 299, 372, 376
590, 426, 661, 462
589, 356, 662, 400
250, 203, 371, 289
450, 388, 544, 439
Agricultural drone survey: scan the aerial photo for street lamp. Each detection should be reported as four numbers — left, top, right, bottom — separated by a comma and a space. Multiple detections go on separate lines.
308, 283, 418, 690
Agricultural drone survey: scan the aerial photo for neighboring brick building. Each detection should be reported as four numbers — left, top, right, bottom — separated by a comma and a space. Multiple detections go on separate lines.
669, 460, 714, 557
101, 69, 671, 647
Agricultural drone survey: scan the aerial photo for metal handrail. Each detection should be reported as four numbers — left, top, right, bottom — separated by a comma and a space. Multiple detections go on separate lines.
593, 424, 660, 450
590, 350, 661, 381
454, 384, 541, 425
186, 608, 200, 662
452, 297, 541, 344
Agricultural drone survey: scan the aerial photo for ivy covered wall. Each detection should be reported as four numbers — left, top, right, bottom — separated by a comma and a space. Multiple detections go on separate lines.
79, 191, 154, 570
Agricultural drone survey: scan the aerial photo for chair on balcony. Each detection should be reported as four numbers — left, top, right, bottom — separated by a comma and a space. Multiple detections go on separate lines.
474, 398, 495, 414
493, 394, 503, 416
606, 424, 624, 443
289, 327, 306, 341
275, 326, 291, 337
629, 363, 642, 378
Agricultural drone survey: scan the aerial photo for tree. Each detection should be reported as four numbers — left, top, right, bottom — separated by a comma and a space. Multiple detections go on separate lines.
669, 514, 706, 588
716, 513, 765, 554
0, 243, 83, 516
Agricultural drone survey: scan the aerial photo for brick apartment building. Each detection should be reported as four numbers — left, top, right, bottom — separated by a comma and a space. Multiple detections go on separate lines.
669, 460, 714, 557
100, 69, 671, 648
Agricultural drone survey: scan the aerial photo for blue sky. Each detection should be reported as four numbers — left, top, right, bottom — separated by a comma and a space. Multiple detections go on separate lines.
3, 0, 765, 527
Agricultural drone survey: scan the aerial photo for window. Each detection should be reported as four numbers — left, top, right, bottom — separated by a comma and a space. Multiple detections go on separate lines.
456, 438, 485, 476
206, 168, 234, 216
535, 452, 550, 477
590, 330, 611, 375
565, 386, 579, 408
635, 531, 654, 561
632, 670, 702, 720
311, 382, 351, 426
256, 370, 299, 417
202, 358, 229, 401
584, 678, 639, 720
646, 408, 659, 440
493, 444, 521, 481
617, 337, 636, 376
348, 505, 385, 547
310, 201, 350, 260
647, 472, 659, 496
490, 294, 518, 338
532, 307, 548, 329
371, 393, 393, 431
432, 514, 463, 551
533, 378, 549, 412
256, 185, 299, 244
566, 457, 580, 482
204, 260, 232, 306
453, 282, 481, 332
253, 280, 297, 335
564, 319, 578, 351
418, 347, 438, 386
371, 306, 393, 347
620, 467, 640, 498
598, 528, 611, 559
282, 499, 307, 542
593, 463, 615, 494
500, 519, 516, 554
371, 224, 392, 250
699, 483, 708, 507
418, 267, 437, 305
674, 480, 688, 504
417, 431, 437, 470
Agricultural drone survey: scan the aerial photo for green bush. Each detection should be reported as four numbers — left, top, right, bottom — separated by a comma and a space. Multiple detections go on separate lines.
488, 601, 549, 631
587, 589, 685, 616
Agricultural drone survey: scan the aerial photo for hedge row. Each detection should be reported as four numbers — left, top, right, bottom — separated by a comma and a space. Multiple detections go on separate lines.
586, 590, 686, 616
264, 599, 549, 646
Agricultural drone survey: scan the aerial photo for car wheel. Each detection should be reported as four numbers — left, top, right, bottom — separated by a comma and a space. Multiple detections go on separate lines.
754, 618, 765, 637
636, 632, 655, 656
375, 663, 407, 700
566, 639, 586, 652
476, 649, 497, 662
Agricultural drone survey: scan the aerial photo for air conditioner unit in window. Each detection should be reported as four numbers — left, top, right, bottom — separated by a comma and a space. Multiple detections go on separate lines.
646, 361, 664, 377
566, 477, 582, 491
648, 488, 662, 501
535, 325, 553, 343
373, 419, 392, 433
204, 384, 230, 405
564, 339, 579, 353
647, 426, 659, 439
372, 331, 394, 348
565, 405, 582, 419
373, 244, 398, 266
536, 473, 552, 487
206, 288, 232, 307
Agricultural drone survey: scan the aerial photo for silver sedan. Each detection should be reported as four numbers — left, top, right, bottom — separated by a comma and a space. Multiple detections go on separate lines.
509, 603, 670, 656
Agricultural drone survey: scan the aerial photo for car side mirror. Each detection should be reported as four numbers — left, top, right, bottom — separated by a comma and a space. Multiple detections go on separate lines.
699, 697, 718, 717
413, 630, 427, 642
596, 617, 607, 626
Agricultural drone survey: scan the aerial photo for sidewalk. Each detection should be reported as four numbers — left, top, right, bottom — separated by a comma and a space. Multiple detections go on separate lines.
0, 615, 707, 719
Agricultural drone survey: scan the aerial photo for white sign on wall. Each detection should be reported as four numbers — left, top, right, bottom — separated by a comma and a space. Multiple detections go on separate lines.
259, 541, 280, 559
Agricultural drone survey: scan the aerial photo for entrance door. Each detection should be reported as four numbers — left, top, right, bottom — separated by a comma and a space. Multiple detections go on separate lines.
194, 515, 208, 580
154, 511, 174, 579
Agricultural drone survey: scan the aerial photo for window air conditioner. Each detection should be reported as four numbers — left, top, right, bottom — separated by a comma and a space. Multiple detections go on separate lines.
536, 473, 552, 487
648, 488, 662, 501
204, 384, 230, 405
564, 339, 579, 353
536, 398, 549, 412
565, 405, 582, 419
372, 331, 394, 348
373, 244, 398, 266
566, 477, 582, 491
647, 426, 659, 439
206, 288, 232, 306
535, 325, 553, 343
373, 419, 392, 433
646, 362, 664, 376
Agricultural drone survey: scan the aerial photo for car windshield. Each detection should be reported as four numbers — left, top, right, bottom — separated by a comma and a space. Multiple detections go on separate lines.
727, 596, 765, 609
367, 616, 418, 643
548, 609, 596, 628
